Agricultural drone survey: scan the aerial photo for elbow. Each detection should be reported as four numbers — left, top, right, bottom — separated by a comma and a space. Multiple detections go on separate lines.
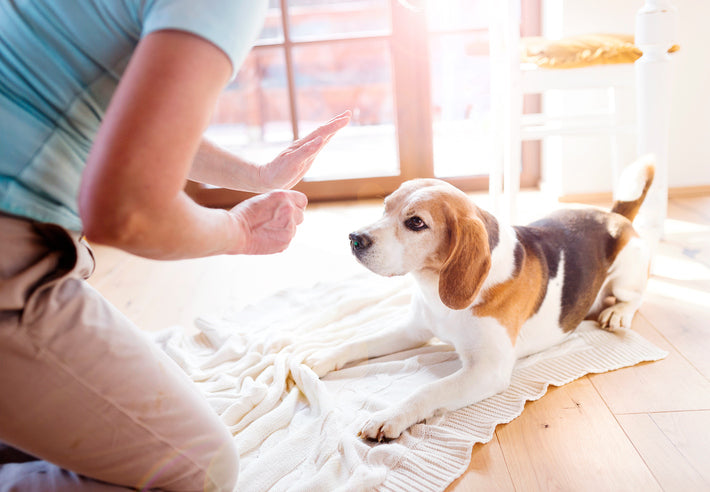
79, 191, 143, 249
81, 214, 121, 247
80, 207, 135, 248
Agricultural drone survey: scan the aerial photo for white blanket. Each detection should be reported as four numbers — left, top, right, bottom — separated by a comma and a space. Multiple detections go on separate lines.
155, 274, 667, 492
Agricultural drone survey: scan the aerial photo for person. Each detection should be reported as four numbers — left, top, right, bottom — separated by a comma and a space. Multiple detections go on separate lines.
0, 1, 351, 490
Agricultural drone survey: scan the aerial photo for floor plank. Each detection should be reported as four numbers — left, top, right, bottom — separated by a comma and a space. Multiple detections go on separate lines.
641, 288, 710, 381
640, 201, 710, 380
617, 411, 710, 491
495, 377, 660, 492
671, 196, 710, 224
446, 438, 515, 492
589, 313, 710, 414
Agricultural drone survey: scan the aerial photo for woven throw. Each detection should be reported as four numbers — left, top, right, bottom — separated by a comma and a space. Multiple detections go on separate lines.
154, 273, 667, 492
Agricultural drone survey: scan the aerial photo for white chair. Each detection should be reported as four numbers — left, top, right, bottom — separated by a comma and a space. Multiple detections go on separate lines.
489, 0, 676, 244
519, 45, 637, 202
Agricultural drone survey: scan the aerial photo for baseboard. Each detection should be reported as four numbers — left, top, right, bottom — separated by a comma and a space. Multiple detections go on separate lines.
558, 185, 710, 204
667, 185, 710, 198
558, 191, 613, 204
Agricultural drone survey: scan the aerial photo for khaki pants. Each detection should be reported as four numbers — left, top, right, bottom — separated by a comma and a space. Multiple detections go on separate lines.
0, 213, 238, 491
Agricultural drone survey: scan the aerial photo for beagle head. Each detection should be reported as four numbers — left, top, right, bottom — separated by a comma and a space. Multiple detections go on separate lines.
349, 179, 495, 310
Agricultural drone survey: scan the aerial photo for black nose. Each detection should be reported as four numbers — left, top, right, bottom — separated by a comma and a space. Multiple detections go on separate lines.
349, 232, 372, 252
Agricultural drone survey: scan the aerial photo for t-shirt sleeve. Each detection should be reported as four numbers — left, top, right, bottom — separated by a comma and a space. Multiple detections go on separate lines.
141, 0, 268, 79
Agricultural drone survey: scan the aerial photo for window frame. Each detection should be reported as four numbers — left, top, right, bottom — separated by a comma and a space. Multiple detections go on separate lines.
188, 0, 540, 207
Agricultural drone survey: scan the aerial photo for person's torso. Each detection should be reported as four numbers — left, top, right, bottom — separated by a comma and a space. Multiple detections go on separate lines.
0, 0, 143, 230
0, 0, 268, 231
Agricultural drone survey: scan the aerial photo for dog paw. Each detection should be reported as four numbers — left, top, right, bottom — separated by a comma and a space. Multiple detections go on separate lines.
358, 409, 412, 442
598, 304, 636, 331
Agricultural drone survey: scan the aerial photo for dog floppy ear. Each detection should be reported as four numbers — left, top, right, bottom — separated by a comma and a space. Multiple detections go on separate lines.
439, 216, 492, 310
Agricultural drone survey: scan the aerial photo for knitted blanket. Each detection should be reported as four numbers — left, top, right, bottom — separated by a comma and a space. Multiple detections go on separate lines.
155, 274, 667, 492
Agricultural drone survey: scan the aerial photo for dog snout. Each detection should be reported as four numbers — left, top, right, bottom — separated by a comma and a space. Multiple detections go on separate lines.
349, 232, 372, 253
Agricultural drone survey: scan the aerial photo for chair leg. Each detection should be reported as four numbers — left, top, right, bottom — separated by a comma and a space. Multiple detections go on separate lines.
634, 0, 677, 244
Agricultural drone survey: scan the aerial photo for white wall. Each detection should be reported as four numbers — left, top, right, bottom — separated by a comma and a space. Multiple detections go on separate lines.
541, 0, 710, 196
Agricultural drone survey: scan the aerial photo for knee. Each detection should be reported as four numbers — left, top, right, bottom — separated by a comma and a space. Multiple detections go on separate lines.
158, 428, 239, 492
201, 435, 240, 492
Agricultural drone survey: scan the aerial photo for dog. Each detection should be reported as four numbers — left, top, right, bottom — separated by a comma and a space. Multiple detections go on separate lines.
310, 157, 654, 442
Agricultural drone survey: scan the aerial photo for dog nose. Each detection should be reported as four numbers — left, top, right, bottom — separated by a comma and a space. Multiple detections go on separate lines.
349, 232, 372, 252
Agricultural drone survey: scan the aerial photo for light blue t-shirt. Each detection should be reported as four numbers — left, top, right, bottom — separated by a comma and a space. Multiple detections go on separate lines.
0, 0, 267, 231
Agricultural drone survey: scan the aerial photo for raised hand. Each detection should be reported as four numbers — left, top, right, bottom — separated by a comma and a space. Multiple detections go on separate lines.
256, 111, 351, 191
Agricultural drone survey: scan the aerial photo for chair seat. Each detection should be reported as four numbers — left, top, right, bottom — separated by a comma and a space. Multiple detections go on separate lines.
520, 33, 641, 69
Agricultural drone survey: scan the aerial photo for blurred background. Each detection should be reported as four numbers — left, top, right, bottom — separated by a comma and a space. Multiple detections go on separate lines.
197, 0, 709, 206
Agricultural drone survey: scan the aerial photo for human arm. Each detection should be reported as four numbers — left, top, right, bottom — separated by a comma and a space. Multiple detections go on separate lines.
79, 30, 306, 260
189, 111, 351, 193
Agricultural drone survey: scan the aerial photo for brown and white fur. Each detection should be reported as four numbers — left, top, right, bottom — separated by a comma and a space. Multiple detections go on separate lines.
310, 157, 655, 441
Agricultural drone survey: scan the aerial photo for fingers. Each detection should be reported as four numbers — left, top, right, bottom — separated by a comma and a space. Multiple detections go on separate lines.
263, 191, 307, 252
286, 111, 351, 166
283, 110, 350, 155
281, 189, 308, 212
317, 110, 352, 132
259, 111, 351, 192
284, 135, 323, 158
296, 110, 351, 147
228, 190, 308, 255
267, 190, 307, 224
273, 202, 304, 230
273, 137, 324, 189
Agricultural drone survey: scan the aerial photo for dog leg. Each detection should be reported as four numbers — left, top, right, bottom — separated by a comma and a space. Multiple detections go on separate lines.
305, 317, 432, 377
359, 321, 515, 441
598, 236, 650, 331
359, 358, 514, 441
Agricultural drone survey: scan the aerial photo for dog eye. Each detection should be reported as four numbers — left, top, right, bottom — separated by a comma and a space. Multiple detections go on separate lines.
404, 216, 428, 231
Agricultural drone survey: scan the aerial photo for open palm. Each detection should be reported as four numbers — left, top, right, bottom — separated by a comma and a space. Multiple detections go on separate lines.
258, 111, 351, 190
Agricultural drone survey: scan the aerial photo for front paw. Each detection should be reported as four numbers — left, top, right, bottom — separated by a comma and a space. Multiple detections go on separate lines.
358, 408, 413, 442
598, 303, 636, 331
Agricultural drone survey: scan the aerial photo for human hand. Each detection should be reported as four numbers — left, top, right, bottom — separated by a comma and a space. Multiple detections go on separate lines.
228, 190, 308, 255
256, 111, 352, 191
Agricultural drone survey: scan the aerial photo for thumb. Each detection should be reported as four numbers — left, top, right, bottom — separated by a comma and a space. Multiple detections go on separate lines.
287, 190, 308, 209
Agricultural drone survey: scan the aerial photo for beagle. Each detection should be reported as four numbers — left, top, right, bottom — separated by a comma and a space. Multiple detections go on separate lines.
310, 157, 655, 442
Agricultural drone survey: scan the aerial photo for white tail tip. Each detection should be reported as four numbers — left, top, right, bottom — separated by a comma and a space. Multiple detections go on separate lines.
615, 154, 655, 202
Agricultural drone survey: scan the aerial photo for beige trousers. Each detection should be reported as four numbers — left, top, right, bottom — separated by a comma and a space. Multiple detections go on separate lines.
0, 213, 238, 491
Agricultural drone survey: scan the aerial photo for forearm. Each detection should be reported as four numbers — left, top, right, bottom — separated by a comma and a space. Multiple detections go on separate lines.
189, 138, 264, 193
83, 191, 244, 260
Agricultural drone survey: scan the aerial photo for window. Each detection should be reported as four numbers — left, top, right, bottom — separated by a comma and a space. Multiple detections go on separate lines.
191, 0, 539, 206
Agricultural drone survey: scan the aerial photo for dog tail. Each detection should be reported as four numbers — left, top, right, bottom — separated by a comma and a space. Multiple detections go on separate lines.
611, 154, 655, 221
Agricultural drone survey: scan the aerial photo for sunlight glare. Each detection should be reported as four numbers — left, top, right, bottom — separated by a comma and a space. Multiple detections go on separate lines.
662, 218, 710, 236
652, 253, 710, 281
647, 279, 710, 309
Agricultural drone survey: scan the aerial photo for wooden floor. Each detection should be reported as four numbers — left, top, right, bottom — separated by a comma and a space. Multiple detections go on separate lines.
88, 192, 710, 492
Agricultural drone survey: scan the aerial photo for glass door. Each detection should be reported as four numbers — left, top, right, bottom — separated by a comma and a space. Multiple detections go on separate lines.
193, 0, 539, 207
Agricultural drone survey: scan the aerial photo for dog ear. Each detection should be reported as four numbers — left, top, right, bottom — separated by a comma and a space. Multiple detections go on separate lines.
439, 216, 491, 310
